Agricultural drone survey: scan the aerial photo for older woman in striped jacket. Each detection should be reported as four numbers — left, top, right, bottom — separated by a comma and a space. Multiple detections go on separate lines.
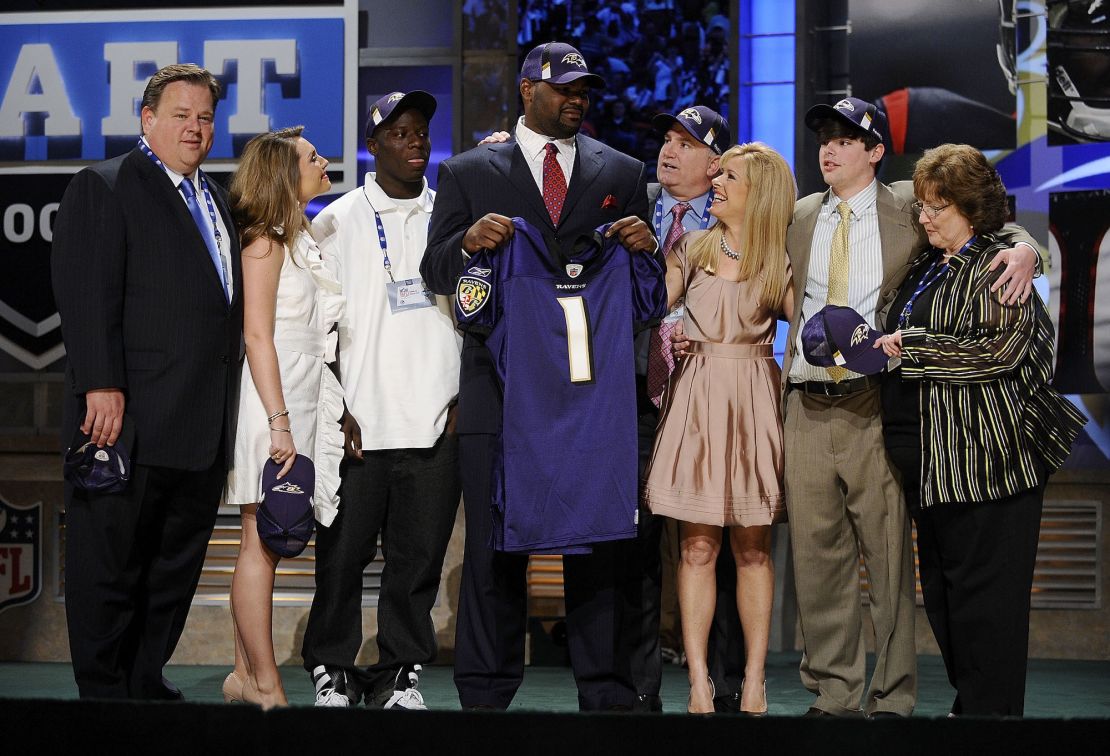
875, 143, 1086, 718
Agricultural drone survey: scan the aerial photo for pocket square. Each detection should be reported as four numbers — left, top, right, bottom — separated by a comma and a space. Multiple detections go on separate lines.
600, 194, 618, 209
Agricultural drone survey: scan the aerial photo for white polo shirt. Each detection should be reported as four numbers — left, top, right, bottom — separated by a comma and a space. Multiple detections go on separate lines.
311, 173, 461, 450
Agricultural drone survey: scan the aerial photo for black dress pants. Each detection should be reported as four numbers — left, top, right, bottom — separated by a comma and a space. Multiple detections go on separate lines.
64, 461, 224, 699
453, 432, 636, 710
911, 481, 1045, 717
302, 432, 460, 697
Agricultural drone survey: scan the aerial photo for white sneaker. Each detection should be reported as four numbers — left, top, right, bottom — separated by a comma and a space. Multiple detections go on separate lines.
382, 665, 428, 710
312, 665, 355, 707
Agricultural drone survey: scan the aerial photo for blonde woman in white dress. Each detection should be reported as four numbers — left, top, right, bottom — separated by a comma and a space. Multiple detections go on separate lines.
222, 126, 345, 708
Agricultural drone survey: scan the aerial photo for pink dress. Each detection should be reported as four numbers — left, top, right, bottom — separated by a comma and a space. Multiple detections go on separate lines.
642, 234, 787, 527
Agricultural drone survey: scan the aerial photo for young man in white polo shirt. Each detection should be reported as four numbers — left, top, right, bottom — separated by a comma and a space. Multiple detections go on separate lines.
302, 91, 461, 709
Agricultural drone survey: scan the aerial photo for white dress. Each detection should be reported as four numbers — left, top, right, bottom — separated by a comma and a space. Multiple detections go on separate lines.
225, 231, 346, 526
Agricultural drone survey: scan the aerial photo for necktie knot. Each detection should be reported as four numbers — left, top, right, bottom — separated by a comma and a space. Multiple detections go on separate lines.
836, 200, 851, 222
673, 202, 690, 223
179, 177, 197, 199
545, 143, 558, 157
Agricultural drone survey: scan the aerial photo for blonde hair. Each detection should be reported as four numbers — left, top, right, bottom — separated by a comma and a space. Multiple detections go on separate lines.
229, 126, 310, 251
685, 142, 795, 311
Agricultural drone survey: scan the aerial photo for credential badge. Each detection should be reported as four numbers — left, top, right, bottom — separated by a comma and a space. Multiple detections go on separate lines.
457, 276, 491, 316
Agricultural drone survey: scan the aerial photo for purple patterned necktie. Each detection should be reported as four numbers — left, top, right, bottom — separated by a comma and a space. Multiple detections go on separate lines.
542, 143, 567, 226
645, 202, 691, 407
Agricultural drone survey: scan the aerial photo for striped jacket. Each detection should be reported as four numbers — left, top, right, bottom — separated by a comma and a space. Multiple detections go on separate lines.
899, 234, 1086, 508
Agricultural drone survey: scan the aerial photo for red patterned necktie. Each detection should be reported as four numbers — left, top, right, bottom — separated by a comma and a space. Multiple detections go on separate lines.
542, 143, 567, 226
645, 202, 692, 408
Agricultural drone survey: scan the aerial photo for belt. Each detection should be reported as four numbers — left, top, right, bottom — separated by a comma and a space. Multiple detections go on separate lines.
687, 341, 773, 359
789, 374, 881, 397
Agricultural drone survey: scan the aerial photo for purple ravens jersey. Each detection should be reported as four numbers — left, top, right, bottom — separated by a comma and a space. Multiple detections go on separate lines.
455, 219, 667, 554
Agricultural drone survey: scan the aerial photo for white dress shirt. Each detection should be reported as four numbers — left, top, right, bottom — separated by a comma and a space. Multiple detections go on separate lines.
791, 179, 884, 383
141, 136, 233, 298
514, 116, 576, 192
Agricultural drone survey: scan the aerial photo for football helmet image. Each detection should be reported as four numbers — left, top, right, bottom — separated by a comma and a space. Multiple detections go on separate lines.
1047, 0, 1110, 141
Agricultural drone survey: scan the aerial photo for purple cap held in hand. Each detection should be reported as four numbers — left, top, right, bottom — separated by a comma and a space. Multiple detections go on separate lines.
256, 454, 316, 558
801, 305, 889, 376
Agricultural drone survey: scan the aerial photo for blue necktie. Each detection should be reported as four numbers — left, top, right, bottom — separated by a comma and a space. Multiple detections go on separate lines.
179, 177, 230, 302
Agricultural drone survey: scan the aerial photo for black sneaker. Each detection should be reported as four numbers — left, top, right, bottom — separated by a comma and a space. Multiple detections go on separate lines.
311, 665, 358, 707
374, 665, 427, 710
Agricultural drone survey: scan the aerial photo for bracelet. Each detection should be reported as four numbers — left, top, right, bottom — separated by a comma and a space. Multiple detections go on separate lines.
267, 409, 289, 424
270, 427, 291, 433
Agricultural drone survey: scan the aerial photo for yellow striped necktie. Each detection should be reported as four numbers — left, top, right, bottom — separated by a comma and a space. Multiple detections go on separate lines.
826, 201, 852, 382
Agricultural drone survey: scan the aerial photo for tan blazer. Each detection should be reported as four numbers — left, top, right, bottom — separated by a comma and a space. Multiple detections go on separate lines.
780, 180, 926, 392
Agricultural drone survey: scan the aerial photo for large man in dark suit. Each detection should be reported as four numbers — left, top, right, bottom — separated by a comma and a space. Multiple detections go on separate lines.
51, 64, 243, 700
420, 42, 656, 710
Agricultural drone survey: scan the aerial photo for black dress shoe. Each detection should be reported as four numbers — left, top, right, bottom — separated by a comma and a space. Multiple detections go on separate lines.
155, 677, 184, 701
867, 711, 904, 719
804, 707, 834, 717
634, 694, 663, 712
714, 692, 741, 714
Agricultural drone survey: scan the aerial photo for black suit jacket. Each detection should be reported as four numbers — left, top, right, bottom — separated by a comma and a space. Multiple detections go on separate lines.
52, 147, 244, 471
421, 133, 650, 434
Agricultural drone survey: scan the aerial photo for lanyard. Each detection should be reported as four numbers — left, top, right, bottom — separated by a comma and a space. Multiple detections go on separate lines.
897, 236, 977, 329
136, 138, 223, 254
362, 187, 395, 283
653, 193, 712, 239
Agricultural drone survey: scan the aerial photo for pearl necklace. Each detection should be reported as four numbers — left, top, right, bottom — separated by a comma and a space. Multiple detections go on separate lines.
720, 235, 740, 260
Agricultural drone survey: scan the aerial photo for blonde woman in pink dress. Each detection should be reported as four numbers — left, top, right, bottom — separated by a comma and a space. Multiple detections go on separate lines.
642, 143, 795, 715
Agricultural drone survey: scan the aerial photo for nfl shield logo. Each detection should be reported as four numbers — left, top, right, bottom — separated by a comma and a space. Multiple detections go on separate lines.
565, 264, 584, 279
0, 497, 42, 614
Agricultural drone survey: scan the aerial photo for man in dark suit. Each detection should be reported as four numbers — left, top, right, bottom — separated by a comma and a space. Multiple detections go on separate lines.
420, 42, 655, 710
51, 63, 243, 700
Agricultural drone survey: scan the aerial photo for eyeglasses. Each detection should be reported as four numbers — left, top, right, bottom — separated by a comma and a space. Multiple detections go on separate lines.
912, 201, 951, 220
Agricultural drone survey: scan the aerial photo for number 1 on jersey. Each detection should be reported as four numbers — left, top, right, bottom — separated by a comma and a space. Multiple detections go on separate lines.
557, 296, 595, 384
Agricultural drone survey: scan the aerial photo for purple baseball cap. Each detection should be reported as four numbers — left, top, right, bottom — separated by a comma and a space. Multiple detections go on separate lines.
519, 42, 605, 88
652, 105, 731, 155
804, 97, 887, 144
256, 454, 316, 558
63, 414, 134, 494
801, 305, 889, 376
365, 90, 437, 138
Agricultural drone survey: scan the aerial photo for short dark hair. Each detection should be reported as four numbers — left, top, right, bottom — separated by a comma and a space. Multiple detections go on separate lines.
813, 117, 882, 152
912, 143, 1009, 234
140, 63, 221, 114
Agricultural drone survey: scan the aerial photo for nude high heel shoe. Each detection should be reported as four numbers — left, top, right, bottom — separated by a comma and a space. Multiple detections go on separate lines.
687, 676, 716, 714
740, 678, 768, 717
222, 671, 245, 703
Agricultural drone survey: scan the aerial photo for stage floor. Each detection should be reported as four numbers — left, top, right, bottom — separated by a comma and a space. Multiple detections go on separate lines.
3, 652, 1108, 717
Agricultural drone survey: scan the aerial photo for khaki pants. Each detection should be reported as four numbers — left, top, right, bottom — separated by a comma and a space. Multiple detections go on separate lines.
783, 387, 917, 716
